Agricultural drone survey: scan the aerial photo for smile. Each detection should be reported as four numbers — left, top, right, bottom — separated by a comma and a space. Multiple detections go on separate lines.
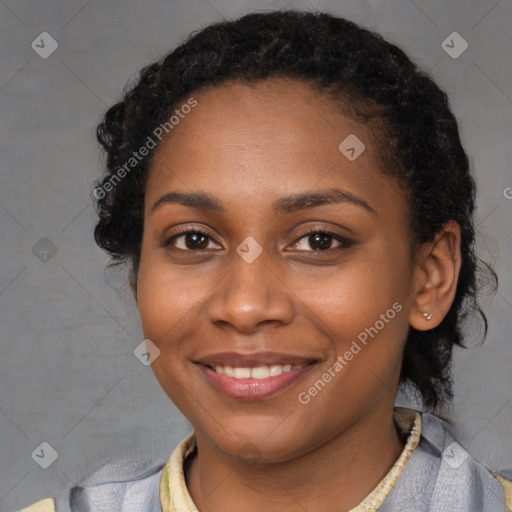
194, 352, 317, 400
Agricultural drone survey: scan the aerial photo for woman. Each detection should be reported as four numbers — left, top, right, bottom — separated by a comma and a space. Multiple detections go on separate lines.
20, 9, 511, 512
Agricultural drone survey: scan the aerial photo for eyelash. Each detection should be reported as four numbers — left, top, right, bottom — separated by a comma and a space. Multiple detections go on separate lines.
163, 227, 354, 253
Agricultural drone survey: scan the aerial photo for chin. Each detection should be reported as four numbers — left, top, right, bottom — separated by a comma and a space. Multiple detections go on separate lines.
207, 426, 312, 465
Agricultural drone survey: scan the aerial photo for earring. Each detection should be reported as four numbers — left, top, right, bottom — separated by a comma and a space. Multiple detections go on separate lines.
422, 312, 433, 321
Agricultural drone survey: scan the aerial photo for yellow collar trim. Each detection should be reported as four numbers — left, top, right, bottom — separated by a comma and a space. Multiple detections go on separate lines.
18, 498, 55, 512
160, 407, 422, 512
494, 474, 512, 511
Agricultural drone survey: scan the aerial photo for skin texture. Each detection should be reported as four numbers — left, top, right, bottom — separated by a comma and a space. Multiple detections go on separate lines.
135, 78, 461, 512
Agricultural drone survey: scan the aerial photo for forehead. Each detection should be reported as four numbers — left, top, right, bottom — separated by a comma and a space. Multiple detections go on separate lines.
151, 78, 372, 161
145, 78, 403, 218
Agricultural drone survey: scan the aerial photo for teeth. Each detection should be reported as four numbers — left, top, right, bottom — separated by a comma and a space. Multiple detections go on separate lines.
233, 367, 251, 379
251, 366, 270, 379
213, 364, 303, 379
269, 365, 282, 377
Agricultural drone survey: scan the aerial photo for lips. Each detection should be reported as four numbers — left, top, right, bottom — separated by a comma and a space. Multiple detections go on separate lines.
194, 352, 318, 400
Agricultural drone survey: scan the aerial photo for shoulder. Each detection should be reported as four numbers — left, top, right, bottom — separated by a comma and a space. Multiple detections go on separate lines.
419, 411, 512, 511
18, 453, 167, 512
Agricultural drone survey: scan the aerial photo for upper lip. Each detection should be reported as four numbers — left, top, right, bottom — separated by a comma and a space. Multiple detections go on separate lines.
195, 351, 317, 368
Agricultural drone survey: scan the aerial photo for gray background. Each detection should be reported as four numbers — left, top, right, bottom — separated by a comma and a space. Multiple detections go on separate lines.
0, 0, 511, 510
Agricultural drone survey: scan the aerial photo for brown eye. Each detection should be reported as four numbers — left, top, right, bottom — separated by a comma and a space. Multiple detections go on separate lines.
184, 232, 209, 250
292, 230, 353, 252
307, 233, 334, 250
164, 230, 218, 251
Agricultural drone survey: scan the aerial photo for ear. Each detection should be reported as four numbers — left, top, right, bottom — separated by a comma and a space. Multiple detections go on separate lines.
409, 220, 462, 330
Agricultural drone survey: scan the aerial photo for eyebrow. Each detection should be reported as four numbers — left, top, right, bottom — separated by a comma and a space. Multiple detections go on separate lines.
150, 188, 376, 216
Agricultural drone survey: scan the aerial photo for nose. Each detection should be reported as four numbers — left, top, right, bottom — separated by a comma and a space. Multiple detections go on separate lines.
206, 249, 295, 334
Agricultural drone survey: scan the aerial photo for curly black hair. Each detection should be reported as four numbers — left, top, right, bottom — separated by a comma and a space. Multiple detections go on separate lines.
93, 9, 496, 411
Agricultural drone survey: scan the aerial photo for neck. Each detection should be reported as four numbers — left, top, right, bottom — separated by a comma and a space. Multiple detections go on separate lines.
184, 406, 405, 512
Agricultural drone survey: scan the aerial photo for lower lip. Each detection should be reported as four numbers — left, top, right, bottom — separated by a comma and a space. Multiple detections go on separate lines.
198, 364, 316, 400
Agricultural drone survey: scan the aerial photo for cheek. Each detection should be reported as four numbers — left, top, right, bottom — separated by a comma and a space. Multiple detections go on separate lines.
292, 254, 406, 335
135, 256, 203, 409
292, 250, 410, 397
137, 266, 204, 343
136, 241, 195, 341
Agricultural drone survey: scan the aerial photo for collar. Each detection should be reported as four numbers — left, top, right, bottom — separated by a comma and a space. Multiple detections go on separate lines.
160, 407, 422, 511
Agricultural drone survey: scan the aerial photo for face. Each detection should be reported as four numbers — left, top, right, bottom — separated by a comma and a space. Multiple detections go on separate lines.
136, 78, 418, 463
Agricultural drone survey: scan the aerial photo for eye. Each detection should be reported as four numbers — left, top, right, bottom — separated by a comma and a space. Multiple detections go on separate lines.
164, 230, 220, 251
163, 227, 354, 253
290, 229, 354, 252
